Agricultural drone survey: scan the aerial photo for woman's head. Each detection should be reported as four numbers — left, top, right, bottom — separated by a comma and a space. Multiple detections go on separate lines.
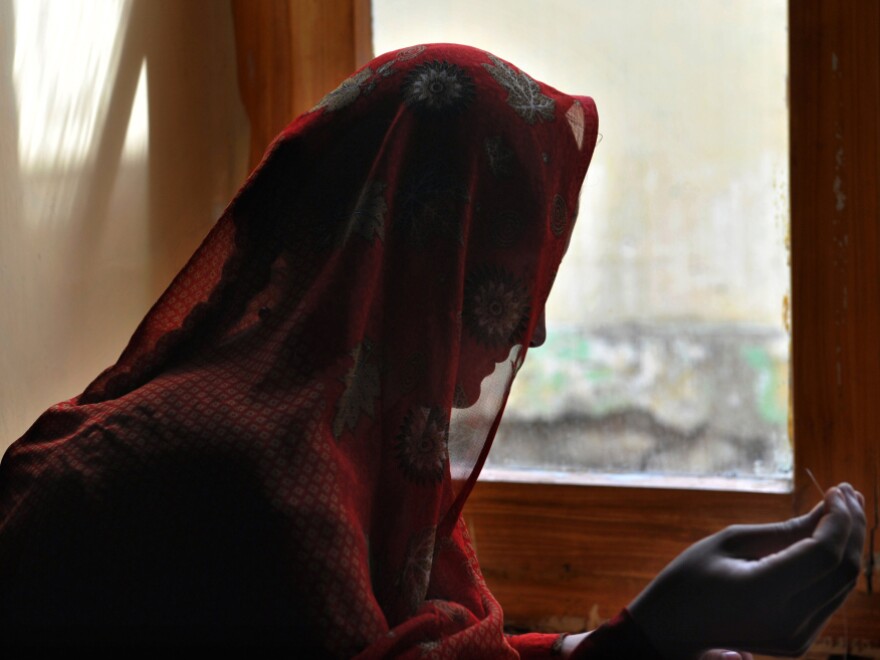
79, 42, 597, 534
301, 44, 596, 409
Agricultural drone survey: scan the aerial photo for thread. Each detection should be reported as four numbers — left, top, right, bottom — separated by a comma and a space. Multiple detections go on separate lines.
805, 467, 824, 497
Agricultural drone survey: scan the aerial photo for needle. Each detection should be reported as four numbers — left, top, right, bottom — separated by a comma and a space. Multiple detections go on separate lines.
805, 467, 825, 497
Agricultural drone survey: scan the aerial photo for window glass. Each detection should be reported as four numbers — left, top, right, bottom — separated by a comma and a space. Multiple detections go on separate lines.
373, 1, 791, 482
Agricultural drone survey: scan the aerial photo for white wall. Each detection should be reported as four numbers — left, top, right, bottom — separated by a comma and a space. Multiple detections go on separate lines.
0, 0, 249, 451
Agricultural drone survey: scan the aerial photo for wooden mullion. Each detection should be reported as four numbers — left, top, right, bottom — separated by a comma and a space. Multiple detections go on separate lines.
353, 0, 374, 68
790, 0, 880, 643
232, 0, 367, 170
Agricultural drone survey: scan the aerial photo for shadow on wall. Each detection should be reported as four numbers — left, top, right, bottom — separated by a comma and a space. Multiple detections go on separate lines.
0, 0, 249, 451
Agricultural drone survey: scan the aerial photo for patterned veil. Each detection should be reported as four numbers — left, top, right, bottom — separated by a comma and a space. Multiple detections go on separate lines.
0, 44, 599, 655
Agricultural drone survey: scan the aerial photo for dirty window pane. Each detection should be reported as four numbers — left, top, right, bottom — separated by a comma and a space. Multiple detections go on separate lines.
373, 1, 791, 482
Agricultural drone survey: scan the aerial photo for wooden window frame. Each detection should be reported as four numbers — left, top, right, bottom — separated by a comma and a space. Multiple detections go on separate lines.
233, 0, 880, 653
232, 0, 373, 169
464, 2, 880, 654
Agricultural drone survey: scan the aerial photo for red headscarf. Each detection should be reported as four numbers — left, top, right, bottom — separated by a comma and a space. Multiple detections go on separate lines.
0, 44, 599, 655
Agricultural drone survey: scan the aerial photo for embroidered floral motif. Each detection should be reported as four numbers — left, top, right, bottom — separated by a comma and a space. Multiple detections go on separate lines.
402, 60, 475, 114
397, 526, 437, 615
565, 100, 585, 150
396, 167, 468, 246
311, 67, 373, 113
481, 53, 555, 124
348, 181, 388, 242
395, 407, 449, 484
551, 194, 568, 237
395, 44, 428, 61
374, 61, 396, 80
463, 266, 530, 347
364, 45, 428, 94
332, 339, 381, 439
484, 136, 514, 178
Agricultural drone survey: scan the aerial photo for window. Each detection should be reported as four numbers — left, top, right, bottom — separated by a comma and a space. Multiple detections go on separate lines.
462, 4, 880, 650
374, 1, 792, 487
372, 1, 880, 649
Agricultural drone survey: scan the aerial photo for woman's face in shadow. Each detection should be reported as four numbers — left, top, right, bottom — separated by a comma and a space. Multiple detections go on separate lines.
454, 308, 546, 408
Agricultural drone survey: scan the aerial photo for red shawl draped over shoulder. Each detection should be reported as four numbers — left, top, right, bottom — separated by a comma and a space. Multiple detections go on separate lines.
0, 44, 652, 657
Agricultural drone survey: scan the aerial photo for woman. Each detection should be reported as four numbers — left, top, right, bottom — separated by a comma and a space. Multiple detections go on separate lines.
0, 44, 865, 657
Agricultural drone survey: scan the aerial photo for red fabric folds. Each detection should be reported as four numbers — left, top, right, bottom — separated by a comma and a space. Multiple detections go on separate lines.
0, 44, 599, 655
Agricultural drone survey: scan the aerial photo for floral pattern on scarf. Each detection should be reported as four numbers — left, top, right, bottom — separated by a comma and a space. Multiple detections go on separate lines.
312, 67, 374, 113
482, 53, 556, 124
402, 60, 475, 114
551, 194, 569, 238
395, 407, 449, 484
463, 266, 531, 348
333, 338, 381, 439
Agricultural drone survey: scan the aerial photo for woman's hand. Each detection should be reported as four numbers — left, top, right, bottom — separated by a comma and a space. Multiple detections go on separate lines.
628, 482, 866, 659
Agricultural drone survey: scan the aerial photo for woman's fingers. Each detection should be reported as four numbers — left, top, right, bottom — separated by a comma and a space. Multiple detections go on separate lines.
786, 484, 866, 592
628, 483, 864, 658
753, 487, 855, 590
841, 484, 868, 567
755, 483, 865, 655
722, 483, 865, 563
719, 501, 825, 559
